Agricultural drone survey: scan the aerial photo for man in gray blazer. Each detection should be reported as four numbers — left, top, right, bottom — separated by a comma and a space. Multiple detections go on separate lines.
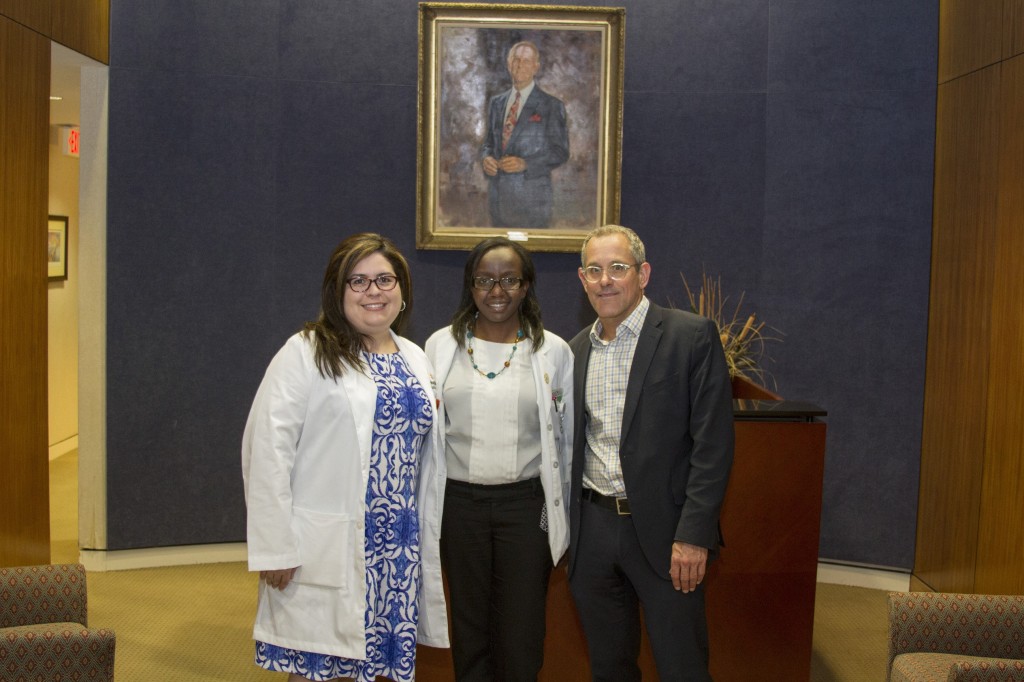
568, 224, 735, 681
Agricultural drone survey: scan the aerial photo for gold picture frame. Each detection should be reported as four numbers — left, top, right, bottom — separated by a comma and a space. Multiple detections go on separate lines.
417, 3, 625, 252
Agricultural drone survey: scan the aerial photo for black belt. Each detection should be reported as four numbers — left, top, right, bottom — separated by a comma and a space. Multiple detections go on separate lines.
446, 477, 542, 500
582, 488, 631, 515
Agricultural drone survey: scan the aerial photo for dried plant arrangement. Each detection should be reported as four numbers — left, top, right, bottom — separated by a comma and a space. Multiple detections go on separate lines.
676, 271, 781, 387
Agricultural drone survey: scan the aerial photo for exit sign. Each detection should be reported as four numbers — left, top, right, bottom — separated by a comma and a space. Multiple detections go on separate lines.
60, 126, 80, 157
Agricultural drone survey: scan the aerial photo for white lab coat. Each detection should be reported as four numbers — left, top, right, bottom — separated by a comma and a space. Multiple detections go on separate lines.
425, 327, 573, 561
241, 331, 449, 659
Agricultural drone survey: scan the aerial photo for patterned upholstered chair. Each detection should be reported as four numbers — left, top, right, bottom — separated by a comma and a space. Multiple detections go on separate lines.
0, 563, 115, 681
887, 591, 1024, 681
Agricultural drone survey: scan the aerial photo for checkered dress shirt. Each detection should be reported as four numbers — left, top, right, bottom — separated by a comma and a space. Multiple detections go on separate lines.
582, 296, 650, 497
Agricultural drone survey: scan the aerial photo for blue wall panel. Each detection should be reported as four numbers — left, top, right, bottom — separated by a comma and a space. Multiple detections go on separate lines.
110, 0, 282, 77
763, 88, 935, 567
105, 0, 937, 568
106, 66, 282, 546
621, 91, 767, 302
769, 0, 937, 92
625, 0, 769, 92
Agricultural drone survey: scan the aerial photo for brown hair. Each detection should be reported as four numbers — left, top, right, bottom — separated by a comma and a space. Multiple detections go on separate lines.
303, 233, 412, 378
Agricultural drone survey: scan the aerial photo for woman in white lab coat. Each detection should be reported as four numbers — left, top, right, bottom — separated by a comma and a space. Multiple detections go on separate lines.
425, 237, 573, 681
242, 233, 448, 682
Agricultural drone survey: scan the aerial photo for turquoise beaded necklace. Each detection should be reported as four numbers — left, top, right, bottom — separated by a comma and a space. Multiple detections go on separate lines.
466, 326, 524, 379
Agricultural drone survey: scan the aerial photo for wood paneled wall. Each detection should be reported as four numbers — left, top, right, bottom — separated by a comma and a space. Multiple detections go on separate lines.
0, 14, 53, 568
915, 0, 1024, 594
938, 0, 1004, 82
0, 3, 107, 567
975, 55, 1024, 594
51, 0, 108, 63
1007, 0, 1024, 59
0, 0, 107, 62
0, 0, 49, 36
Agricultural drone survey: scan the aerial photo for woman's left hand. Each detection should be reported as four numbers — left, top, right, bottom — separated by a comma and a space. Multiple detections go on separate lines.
260, 567, 298, 590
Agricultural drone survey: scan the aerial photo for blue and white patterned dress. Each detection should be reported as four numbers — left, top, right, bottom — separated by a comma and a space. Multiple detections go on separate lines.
255, 351, 432, 681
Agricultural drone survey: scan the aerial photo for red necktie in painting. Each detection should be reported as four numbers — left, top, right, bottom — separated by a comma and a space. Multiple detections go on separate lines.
502, 90, 521, 152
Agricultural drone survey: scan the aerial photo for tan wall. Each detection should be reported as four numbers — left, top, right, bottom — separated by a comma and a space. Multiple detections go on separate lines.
48, 136, 80, 454
915, 0, 1024, 594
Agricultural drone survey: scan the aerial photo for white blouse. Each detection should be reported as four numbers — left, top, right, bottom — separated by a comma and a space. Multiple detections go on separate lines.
442, 338, 541, 484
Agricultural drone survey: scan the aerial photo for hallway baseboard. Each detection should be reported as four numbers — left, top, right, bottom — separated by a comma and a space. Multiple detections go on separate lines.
80, 542, 247, 572
80, 540, 911, 593
817, 560, 911, 591
48, 435, 78, 460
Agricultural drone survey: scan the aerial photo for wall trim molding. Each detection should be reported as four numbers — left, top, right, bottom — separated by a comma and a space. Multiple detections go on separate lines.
80, 545, 912, 593
80, 543, 248, 572
49, 435, 79, 460
816, 560, 911, 592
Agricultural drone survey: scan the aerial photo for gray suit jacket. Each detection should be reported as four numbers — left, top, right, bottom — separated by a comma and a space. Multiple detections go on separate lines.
568, 302, 735, 578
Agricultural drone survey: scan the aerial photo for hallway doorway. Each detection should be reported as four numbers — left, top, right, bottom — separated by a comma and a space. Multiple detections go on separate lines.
48, 42, 107, 564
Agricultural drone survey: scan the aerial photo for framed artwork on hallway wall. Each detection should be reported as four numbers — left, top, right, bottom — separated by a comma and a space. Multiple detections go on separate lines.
416, 3, 625, 252
47, 215, 69, 281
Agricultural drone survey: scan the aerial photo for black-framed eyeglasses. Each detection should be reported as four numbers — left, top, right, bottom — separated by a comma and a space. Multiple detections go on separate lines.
582, 262, 639, 283
346, 274, 399, 293
472, 276, 523, 292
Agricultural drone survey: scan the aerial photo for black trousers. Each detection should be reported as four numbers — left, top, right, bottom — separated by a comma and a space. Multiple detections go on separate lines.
569, 497, 711, 682
441, 478, 553, 682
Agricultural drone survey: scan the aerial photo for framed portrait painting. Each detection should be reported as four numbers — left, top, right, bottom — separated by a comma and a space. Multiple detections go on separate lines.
47, 215, 69, 281
417, 3, 625, 252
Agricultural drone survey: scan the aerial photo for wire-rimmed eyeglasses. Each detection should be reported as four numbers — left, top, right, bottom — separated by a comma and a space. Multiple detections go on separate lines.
472, 276, 523, 292
582, 263, 638, 283
346, 274, 399, 293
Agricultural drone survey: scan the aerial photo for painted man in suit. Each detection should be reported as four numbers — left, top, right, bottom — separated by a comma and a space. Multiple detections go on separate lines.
481, 41, 569, 228
568, 224, 735, 681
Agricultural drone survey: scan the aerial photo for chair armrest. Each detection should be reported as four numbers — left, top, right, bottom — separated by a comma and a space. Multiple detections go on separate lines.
888, 592, 1024, 681
948, 657, 1024, 682
0, 563, 89, 628
1, 623, 115, 681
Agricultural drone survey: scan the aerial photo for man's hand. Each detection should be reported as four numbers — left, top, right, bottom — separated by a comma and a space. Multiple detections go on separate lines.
482, 156, 499, 176
260, 567, 298, 591
670, 542, 708, 593
497, 156, 527, 173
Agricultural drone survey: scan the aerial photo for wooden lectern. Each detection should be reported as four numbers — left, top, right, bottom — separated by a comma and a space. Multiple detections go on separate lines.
418, 377, 827, 681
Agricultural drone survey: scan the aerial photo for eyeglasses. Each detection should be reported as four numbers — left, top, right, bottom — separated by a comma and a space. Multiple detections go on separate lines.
472, 276, 523, 292
346, 274, 399, 293
582, 263, 639, 283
